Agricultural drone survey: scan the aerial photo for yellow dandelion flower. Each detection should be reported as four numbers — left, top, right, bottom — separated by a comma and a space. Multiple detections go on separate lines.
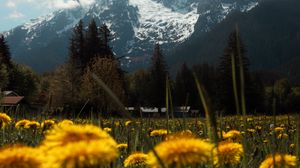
104, 127, 112, 132
277, 133, 288, 139
150, 129, 168, 137
165, 131, 195, 141
15, 119, 31, 129
0, 113, 11, 129
147, 136, 214, 167
24, 121, 41, 129
44, 140, 119, 168
290, 144, 295, 149
247, 129, 256, 133
259, 154, 297, 168
222, 130, 241, 140
117, 143, 128, 150
274, 127, 284, 132
42, 124, 115, 149
58, 119, 74, 127
125, 121, 132, 126
41, 119, 56, 129
124, 152, 148, 167
214, 141, 244, 167
0, 145, 43, 168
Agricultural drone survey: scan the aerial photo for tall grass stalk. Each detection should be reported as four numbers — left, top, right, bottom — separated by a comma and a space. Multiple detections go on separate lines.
231, 53, 240, 115
193, 73, 218, 145
92, 73, 132, 119
165, 75, 170, 133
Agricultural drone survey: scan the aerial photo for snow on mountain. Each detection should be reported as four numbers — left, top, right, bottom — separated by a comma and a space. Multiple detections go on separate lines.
128, 0, 199, 43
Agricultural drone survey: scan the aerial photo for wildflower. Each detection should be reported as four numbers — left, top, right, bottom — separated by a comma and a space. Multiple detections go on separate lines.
15, 119, 31, 129
277, 133, 288, 139
124, 152, 148, 167
104, 127, 112, 132
24, 121, 41, 129
58, 119, 73, 127
274, 127, 284, 132
214, 141, 244, 167
41, 119, 56, 129
41, 124, 115, 149
0, 145, 42, 168
259, 154, 297, 168
0, 113, 11, 129
125, 121, 132, 126
44, 140, 118, 168
222, 130, 241, 140
147, 136, 214, 167
247, 129, 256, 133
117, 143, 128, 150
150, 129, 168, 137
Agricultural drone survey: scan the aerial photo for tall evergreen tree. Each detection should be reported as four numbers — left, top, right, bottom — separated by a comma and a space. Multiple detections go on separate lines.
217, 28, 253, 114
99, 24, 114, 58
86, 19, 100, 63
0, 35, 13, 69
174, 63, 197, 107
148, 43, 168, 114
70, 20, 86, 70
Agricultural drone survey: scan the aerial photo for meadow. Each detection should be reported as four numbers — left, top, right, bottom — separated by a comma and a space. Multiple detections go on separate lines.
0, 112, 299, 168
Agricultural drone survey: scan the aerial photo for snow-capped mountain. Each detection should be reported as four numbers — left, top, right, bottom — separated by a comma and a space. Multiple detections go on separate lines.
3, 0, 259, 73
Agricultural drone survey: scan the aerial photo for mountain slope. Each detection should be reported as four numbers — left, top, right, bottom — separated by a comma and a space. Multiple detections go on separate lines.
3, 0, 259, 73
169, 0, 300, 73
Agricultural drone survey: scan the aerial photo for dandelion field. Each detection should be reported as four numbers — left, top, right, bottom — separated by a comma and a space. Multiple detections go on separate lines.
0, 112, 299, 168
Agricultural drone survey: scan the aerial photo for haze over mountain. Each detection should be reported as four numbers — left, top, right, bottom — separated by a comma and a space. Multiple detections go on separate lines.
2, 0, 300, 78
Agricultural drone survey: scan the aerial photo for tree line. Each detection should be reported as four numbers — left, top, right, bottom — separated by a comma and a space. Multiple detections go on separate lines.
1, 20, 299, 117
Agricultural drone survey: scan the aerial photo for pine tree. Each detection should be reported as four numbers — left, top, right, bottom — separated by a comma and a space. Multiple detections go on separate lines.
71, 20, 86, 70
174, 63, 197, 107
86, 19, 100, 63
0, 35, 13, 69
99, 24, 114, 58
148, 43, 168, 114
217, 28, 252, 114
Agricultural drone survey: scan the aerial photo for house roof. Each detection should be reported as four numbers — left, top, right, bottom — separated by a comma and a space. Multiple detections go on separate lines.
1, 96, 24, 105
2, 91, 19, 96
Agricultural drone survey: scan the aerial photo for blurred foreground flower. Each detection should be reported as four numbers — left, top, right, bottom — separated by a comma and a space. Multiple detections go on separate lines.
124, 152, 148, 167
147, 136, 214, 167
41, 124, 115, 149
214, 141, 244, 167
259, 153, 297, 168
117, 143, 128, 150
58, 119, 74, 127
44, 140, 118, 168
0, 145, 42, 168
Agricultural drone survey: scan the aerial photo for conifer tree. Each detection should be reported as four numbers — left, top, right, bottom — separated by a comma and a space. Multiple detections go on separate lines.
148, 43, 168, 114
217, 28, 252, 114
86, 19, 100, 63
71, 20, 85, 70
0, 35, 13, 69
99, 24, 114, 58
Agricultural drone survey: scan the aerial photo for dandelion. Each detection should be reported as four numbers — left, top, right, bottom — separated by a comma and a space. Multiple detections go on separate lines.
44, 140, 119, 168
0, 145, 43, 168
104, 127, 112, 132
41, 124, 116, 149
58, 119, 74, 127
25, 121, 41, 129
117, 143, 128, 150
41, 119, 56, 129
247, 129, 256, 133
124, 152, 148, 167
147, 136, 214, 167
274, 127, 284, 132
125, 121, 132, 127
0, 113, 11, 129
150, 129, 168, 137
259, 153, 297, 168
15, 119, 31, 129
222, 130, 241, 140
214, 141, 244, 167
